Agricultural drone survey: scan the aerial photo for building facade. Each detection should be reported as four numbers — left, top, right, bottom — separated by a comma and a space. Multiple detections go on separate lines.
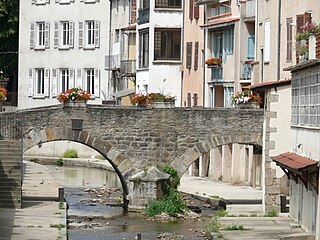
18, 0, 110, 109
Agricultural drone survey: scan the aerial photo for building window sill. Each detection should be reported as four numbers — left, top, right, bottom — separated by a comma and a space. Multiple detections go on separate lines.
32, 95, 46, 99
154, 8, 182, 12
291, 124, 320, 130
153, 60, 182, 65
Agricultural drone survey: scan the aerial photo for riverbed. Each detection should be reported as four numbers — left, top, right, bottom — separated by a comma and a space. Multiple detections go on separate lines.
47, 165, 213, 240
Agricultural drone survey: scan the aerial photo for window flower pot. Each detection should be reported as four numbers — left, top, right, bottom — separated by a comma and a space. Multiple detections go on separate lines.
151, 101, 175, 109
63, 101, 87, 108
235, 102, 260, 109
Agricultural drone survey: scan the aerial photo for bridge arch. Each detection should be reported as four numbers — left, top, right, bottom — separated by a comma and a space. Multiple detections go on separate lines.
170, 133, 263, 178
23, 127, 134, 210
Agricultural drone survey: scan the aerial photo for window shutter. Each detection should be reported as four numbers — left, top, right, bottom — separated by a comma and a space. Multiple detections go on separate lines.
44, 69, 50, 97
189, 0, 193, 19
69, 68, 75, 89
46, 0, 50, 3
28, 69, 34, 97
44, 22, 50, 49
69, 22, 74, 48
54, 22, 59, 49
187, 93, 191, 107
193, 93, 198, 106
79, 21, 84, 48
94, 69, 100, 97
94, 20, 100, 48
30, 22, 35, 49
194, 5, 199, 19
52, 68, 58, 97
264, 20, 270, 62
76, 69, 83, 88
194, 41, 199, 70
296, 15, 304, 33
186, 42, 192, 69
305, 12, 312, 26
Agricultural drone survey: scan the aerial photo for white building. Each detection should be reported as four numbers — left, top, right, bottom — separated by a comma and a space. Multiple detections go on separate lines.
18, 0, 110, 109
135, 0, 183, 106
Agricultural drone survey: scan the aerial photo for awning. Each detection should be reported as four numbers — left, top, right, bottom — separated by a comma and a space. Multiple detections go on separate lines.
112, 88, 135, 98
271, 152, 319, 192
200, 17, 239, 29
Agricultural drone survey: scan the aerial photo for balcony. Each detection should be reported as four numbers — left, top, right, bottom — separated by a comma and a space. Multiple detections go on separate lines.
244, 0, 255, 22
137, 8, 150, 25
105, 55, 121, 70
209, 65, 223, 82
240, 62, 252, 80
120, 60, 136, 76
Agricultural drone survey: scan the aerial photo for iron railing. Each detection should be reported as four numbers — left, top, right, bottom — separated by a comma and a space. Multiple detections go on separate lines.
137, 8, 150, 25
240, 62, 252, 80
105, 55, 121, 70
120, 60, 136, 76
245, 0, 255, 18
0, 115, 23, 140
210, 66, 223, 82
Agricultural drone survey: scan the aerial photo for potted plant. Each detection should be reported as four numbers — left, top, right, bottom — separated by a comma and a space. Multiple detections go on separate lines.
131, 93, 149, 107
205, 57, 222, 67
148, 93, 176, 108
0, 86, 7, 112
57, 87, 91, 108
232, 90, 262, 109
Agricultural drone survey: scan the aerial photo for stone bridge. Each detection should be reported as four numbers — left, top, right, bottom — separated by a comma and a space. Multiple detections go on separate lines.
0, 105, 264, 210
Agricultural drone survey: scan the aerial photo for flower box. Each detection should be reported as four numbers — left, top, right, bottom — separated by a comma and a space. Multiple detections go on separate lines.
235, 102, 260, 109
152, 101, 175, 109
63, 101, 87, 108
58, 88, 91, 107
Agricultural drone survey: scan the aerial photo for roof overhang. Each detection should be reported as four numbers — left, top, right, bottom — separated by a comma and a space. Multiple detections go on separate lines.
112, 88, 135, 98
200, 17, 239, 29
283, 59, 320, 73
249, 79, 291, 91
271, 152, 319, 192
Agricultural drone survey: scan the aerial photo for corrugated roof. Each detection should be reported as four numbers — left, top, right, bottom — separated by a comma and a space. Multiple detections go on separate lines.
271, 152, 318, 172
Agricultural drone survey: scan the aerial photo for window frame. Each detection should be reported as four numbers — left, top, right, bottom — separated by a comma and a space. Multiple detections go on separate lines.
139, 29, 149, 68
155, 0, 181, 9
154, 28, 181, 61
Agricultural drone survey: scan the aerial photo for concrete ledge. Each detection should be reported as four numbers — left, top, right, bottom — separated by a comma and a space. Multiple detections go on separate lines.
278, 233, 315, 240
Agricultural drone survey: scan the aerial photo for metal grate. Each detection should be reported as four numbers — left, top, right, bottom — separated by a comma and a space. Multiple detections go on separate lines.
0, 115, 23, 140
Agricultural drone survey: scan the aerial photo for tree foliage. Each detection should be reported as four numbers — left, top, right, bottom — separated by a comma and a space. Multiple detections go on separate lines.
0, 0, 19, 78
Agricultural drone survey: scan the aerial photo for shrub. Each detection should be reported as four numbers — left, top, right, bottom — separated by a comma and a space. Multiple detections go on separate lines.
63, 149, 78, 158
205, 217, 221, 233
55, 158, 64, 166
264, 209, 279, 217
223, 224, 248, 231
159, 165, 180, 193
215, 209, 228, 218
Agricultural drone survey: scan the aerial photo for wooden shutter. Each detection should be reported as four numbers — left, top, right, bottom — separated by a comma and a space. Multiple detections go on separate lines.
94, 69, 100, 97
194, 41, 199, 70
54, 21, 59, 49
296, 15, 304, 33
69, 22, 74, 48
44, 69, 50, 97
193, 93, 198, 106
186, 42, 192, 69
69, 69, 75, 89
28, 69, 34, 97
79, 21, 84, 48
305, 12, 312, 26
44, 22, 50, 49
194, 5, 199, 19
76, 69, 83, 88
52, 68, 58, 97
131, 0, 137, 24
189, 0, 193, 19
94, 20, 100, 48
187, 93, 191, 107
30, 23, 35, 49
286, 18, 293, 61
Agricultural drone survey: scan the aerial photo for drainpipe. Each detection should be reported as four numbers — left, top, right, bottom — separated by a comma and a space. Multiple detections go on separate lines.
277, 0, 281, 81
202, 6, 206, 107
108, 0, 113, 99
180, 0, 185, 107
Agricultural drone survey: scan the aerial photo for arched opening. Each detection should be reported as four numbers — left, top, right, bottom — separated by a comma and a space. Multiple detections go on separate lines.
23, 139, 129, 210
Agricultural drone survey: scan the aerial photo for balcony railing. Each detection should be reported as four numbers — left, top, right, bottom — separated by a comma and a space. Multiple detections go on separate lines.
137, 8, 150, 25
240, 62, 252, 80
209, 66, 223, 82
245, 0, 255, 19
120, 60, 136, 76
105, 55, 121, 70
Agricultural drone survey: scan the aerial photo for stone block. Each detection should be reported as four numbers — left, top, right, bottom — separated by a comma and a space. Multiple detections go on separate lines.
107, 148, 126, 166
93, 137, 112, 154
266, 185, 280, 194
268, 94, 279, 103
266, 111, 277, 119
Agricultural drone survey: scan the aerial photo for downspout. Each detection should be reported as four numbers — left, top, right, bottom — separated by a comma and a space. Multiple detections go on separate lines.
180, 0, 185, 107
277, 0, 281, 81
202, 6, 206, 107
108, 0, 113, 99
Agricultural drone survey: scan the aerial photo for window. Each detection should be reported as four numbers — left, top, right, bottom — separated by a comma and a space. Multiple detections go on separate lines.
286, 18, 293, 62
209, 1, 231, 17
296, 13, 312, 34
210, 27, 234, 61
292, 74, 320, 126
139, 30, 149, 68
30, 22, 50, 49
264, 20, 270, 62
155, 0, 181, 8
54, 21, 74, 49
154, 28, 181, 61
61, 69, 70, 93
79, 20, 100, 49
32, 0, 50, 5
225, 28, 234, 55
212, 32, 223, 59
186, 42, 192, 69
28, 68, 49, 97
247, 34, 255, 60
86, 69, 95, 95
79, 69, 100, 97
56, 0, 75, 4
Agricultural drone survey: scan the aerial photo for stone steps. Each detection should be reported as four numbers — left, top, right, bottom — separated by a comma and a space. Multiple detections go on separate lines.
0, 140, 22, 208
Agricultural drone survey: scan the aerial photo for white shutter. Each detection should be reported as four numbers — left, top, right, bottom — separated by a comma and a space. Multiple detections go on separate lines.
264, 20, 271, 62
30, 22, 35, 49
44, 22, 50, 49
54, 21, 59, 49
28, 69, 34, 97
79, 22, 84, 48
46, 0, 50, 3
94, 20, 100, 48
76, 69, 83, 88
52, 68, 58, 97
44, 69, 50, 97
69, 69, 75, 89
55, 0, 59, 2
69, 22, 74, 48
94, 69, 100, 97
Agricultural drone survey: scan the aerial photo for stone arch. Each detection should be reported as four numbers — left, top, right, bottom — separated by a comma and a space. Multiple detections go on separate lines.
170, 133, 263, 178
23, 127, 134, 210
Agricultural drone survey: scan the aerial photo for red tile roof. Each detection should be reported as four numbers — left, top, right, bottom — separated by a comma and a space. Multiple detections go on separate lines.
272, 152, 318, 172
250, 79, 291, 90
200, 17, 240, 28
